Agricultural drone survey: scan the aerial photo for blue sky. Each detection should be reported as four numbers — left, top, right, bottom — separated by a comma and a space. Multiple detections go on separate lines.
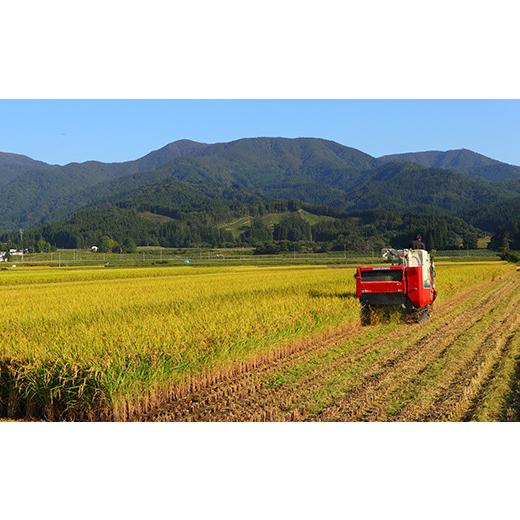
1, 100, 519, 166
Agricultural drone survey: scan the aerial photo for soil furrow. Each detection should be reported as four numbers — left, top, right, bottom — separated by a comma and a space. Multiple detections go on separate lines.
502, 337, 520, 422
463, 326, 520, 421
397, 287, 520, 421
443, 310, 520, 421
423, 310, 520, 421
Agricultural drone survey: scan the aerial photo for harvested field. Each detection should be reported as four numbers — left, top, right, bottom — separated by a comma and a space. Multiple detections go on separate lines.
1, 262, 518, 421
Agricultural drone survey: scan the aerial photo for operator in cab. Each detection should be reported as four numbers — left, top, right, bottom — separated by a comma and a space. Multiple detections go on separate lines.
409, 234, 426, 250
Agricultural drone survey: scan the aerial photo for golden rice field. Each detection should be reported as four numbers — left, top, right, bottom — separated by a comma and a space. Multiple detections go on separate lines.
1, 262, 519, 421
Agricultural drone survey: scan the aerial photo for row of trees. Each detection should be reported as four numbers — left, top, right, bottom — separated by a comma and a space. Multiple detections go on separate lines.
0, 204, 506, 253
488, 221, 520, 250
98, 236, 137, 253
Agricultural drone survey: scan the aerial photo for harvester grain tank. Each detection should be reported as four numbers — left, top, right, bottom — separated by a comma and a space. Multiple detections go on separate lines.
355, 248, 436, 324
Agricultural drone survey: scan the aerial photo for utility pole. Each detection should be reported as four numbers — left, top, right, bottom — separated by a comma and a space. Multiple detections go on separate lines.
19, 228, 24, 263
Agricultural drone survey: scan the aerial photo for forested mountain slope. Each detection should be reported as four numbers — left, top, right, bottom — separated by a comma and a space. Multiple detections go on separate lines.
379, 148, 520, 181
1, 137, 520, 251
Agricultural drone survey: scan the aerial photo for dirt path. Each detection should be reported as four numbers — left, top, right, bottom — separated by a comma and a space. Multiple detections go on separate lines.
146, 273, 519, 421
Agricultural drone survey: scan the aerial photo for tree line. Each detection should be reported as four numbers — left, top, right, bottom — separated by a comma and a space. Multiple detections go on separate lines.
0, 202, 505, 254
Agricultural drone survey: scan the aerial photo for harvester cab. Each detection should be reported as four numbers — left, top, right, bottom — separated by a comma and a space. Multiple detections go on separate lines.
355, 248, 436, 325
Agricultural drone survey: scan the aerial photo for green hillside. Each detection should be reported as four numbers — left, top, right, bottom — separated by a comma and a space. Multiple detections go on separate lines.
138, 211, 175, 224
220, 209, 336, 238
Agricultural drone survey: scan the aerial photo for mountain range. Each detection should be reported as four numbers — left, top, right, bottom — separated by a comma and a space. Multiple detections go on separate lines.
1, 137, 520, 248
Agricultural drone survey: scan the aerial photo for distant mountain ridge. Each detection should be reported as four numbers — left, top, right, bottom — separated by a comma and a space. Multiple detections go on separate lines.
378, 148, 520, 181
0, 151, 52, 185
1, 137, 520, 233
0, 137, 377, 229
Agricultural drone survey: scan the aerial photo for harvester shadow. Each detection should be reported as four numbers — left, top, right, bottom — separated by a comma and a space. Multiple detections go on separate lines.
360, 304, 414, 326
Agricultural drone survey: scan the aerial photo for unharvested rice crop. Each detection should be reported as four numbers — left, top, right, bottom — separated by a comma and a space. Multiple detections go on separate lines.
0, 262, 516, 421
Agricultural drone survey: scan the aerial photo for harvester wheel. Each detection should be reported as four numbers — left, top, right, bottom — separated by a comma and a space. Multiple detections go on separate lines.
415, 308, 431, 324
361, 304, 373, 326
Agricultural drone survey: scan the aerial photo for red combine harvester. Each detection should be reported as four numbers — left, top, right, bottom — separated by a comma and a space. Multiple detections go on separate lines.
355, 248, 437, 324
